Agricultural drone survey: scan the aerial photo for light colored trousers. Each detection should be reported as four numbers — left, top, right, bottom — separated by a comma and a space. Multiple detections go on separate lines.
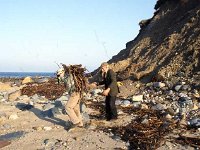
65, 92, 83, 125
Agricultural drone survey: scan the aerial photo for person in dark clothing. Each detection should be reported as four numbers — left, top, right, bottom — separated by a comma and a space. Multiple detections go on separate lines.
94, 62, 119, 121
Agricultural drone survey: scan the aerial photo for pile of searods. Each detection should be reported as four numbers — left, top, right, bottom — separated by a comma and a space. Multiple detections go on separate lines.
62, 64, 87, 94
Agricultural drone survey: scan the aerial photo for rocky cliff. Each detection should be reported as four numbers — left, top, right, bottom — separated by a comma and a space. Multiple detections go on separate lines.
105, 0, 200, 81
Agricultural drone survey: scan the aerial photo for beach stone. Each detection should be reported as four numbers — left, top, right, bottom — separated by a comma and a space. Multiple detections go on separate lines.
122, 100, 131, 107
192, 104, 198, 110
146, 83, 153, 87
141, 118, 149, 124
43, 126, 52, 131
32, 126, 43, 131
135, 83, 140, 88
9, 114, 18, 120
111, 135, 121, 141
178, 97, 193, 108
18, 95, 30, 101
82, 112, 90, 123
141, 104, 148, 110
34, 78, 49, 83
14, 80, 22, 86
132, 95, 143, 102
84, 93, 92, 100
179, 93, 188, 98
115, 99, 122, 106
8, 90, 21, 101
43, 103, 55, 111
165, 81, 173, 89
132, 102, 141, 108
168, 90, 174, 96
0, 82, 12, 92
165, 114, 172, 120
181, 85, 190, 91
80, 102, 87, 113
174, 85, 182, 91
58, 95, 69, 101
22, 76, 33, 84
153, 82, 165, 88
188, 118, 200, 127
166, 108, 176, 116
152, 103, 166, 111
31, 94, 39, 100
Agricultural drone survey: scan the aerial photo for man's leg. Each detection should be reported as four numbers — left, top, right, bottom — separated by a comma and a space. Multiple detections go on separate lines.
65, 92, 81, 125
74, 100, 83, 126
109, 96, 118, 119
105, 96, 111, 120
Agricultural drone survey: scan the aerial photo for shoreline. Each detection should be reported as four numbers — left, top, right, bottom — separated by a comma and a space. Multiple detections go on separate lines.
0, 76, 54, 83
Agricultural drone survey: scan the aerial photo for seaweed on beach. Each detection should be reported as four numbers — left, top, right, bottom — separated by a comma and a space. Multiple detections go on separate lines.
21, 79, 65, 100
97, 109, 177, 150
175, 135, 200, 148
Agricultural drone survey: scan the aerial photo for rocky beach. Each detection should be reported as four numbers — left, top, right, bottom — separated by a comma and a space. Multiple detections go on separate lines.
0, 0, 200, 149
0, 71, 199, 149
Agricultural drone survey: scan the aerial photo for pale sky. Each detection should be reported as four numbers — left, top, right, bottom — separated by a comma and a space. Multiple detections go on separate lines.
0, 0, 157, 72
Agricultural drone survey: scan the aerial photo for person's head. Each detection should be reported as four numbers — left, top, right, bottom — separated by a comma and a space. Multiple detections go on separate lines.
56, 68, 65, 78
100, 62, 109, 73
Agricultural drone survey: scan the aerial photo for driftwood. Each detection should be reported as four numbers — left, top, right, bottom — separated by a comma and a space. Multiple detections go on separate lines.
62, 64, 87, 94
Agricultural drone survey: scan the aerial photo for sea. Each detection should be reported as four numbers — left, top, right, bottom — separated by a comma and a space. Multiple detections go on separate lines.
0, 72, 55, 78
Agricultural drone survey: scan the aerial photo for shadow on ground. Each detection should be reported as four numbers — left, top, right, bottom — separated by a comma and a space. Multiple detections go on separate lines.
15, 102, 67, 129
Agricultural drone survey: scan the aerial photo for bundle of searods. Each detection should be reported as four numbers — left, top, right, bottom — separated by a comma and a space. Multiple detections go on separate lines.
62, 64, 87, 94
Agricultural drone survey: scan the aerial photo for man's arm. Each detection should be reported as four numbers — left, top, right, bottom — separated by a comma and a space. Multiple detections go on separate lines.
107, 70, 117, 89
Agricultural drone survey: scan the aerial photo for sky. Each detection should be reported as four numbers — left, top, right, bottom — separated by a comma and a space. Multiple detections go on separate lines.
0, 0, 157, 72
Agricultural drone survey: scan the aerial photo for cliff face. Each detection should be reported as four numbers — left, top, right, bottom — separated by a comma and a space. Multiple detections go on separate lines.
107, 0, 200, 81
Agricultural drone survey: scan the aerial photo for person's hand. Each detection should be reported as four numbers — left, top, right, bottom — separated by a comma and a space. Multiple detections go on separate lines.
102, 88, 110, 96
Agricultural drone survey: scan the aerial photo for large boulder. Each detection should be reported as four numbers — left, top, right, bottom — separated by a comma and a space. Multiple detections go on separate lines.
22, 77, 33, 84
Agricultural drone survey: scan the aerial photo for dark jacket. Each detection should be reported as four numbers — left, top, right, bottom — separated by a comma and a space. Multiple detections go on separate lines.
99, 69, 119, 96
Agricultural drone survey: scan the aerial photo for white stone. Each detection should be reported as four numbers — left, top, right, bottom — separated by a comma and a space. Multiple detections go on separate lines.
122, 100, 131, 107
135, 84, 140, 88
0, 98, 6, 102
9, 114, 18, 120
153, 82, 165, 88
141, 104, 148, 110
175, 85, 182, 92
165, 114, 172, 120
43, 126, 52, 131
58, 95, 69, 101
132, 95, 143, 102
